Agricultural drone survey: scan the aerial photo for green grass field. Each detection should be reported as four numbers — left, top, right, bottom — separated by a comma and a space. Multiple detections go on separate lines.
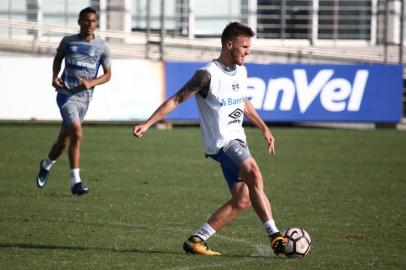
0, 123, 405, 269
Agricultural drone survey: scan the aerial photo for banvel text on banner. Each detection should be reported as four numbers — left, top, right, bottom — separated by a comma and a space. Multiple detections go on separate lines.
165, 62, 403, 123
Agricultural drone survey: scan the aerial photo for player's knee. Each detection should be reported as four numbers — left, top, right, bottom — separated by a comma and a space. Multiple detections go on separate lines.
249, 168, 261, 181
246, 166, 262, 184
238, 197, 251, 210
232, 196, 251, 211
60, 139, 69, 149
69, 127, 83, 142
54, 135, 69, 149
71, 131, 83, 143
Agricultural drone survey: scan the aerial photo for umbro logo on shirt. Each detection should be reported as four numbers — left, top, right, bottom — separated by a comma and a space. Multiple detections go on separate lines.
229, 108, 243, 119
227, 108, 243, 125
89, 48, 96, 57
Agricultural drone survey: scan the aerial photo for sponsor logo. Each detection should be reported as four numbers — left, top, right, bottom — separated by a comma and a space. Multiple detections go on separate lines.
220, 97, 245, 107
234, 147, 243, 157
66, 58, 97, 69
228, 108, 243, 125
229, 108, 243, 119
247, 69, 369, 113
70, 45, 78, 52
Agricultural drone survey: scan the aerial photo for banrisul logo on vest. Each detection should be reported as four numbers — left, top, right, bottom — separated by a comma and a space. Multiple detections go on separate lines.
246, 64, 403, 122
164, 61, 403, 122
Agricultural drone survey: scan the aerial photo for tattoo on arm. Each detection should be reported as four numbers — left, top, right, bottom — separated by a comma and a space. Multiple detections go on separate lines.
174, 70, 211, 104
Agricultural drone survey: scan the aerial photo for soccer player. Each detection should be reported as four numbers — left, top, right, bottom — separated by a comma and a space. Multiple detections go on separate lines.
133, 22, 286, 255
36, 7, 111, 195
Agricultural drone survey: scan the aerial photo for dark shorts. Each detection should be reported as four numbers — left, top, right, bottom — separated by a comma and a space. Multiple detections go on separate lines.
209, 139, 251, 190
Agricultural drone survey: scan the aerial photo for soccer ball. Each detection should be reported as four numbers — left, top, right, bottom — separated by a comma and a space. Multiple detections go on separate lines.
283, 227, 311, 258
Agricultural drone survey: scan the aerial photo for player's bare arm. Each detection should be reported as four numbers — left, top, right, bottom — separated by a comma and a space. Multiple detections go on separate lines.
77, 66, 112, 90
244, 99, 275, 156
174, 69, 211, 102
52, 53, 64, 88
133, 70, 210, 138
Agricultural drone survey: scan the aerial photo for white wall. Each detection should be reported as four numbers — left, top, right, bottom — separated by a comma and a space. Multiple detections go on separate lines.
0, 57, 164, 122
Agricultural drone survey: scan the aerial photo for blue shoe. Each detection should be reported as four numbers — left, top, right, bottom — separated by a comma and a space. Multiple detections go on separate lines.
36, 160, 50, 188
71, 182, 89, 196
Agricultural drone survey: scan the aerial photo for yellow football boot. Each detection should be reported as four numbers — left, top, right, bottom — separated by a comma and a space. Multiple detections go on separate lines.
183, 236, 221, 256
271, 232, 287, 255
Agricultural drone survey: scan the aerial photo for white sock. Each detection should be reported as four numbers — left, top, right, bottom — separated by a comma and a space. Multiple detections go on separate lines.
263, 219, 279, 237
194, 223, 216, 241
42, 157, 56, 170
70, 168, 81, 187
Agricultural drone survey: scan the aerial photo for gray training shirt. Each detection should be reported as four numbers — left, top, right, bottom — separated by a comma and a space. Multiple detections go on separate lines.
56, 34, 111, 97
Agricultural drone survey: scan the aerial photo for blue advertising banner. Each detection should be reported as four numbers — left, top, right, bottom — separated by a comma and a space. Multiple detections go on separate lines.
165, 61, 403, 122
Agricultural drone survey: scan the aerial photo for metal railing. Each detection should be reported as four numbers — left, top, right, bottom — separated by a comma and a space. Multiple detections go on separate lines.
0, 0, 404, 64
0, 18, 403, 65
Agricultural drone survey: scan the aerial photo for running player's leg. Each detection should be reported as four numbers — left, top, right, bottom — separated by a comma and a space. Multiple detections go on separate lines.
61, 95, 89, 195
239, 157, 286, 254
183, 140, 252, 255
183, 181, 250, 256
36, 94, 72, 188
204, 145, 252, 231
36, 126, 71, 187
39, 93, 88, 194
239, 158, 270, 221
207, 180, 250, 231
67, 119, 88, 195
48, 126, 71, 160
67, 120, 83, 170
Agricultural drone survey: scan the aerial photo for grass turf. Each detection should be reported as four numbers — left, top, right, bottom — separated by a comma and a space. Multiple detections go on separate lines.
0, 123, 405, 269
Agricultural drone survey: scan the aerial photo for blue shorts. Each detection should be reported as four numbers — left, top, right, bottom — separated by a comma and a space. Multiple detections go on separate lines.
209, 139, 251, 190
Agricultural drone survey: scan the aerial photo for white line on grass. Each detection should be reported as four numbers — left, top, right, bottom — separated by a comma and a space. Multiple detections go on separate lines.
91, 220, 272, 258
216, 234, 272, 257
35, 217, 273, 269
162, 234, 271, 270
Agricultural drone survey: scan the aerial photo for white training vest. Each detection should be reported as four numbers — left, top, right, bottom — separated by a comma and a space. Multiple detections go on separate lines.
196, 60, 248, 155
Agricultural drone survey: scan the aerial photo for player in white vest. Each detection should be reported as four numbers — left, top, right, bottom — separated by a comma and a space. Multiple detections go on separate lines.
133, 22, 286, 256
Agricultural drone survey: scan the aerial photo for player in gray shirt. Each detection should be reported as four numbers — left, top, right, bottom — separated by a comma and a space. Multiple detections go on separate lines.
36, 7, 112, 195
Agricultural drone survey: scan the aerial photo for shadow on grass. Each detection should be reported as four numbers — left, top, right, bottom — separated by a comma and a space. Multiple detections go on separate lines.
0, 242, 181, 255
0, 242, 274, 259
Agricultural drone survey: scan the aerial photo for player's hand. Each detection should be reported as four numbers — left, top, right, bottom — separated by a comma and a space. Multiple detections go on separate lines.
133, 124, 149, 138
264, 130, 276, 156
77, 79, 93, 90
52, 77, 64, 88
